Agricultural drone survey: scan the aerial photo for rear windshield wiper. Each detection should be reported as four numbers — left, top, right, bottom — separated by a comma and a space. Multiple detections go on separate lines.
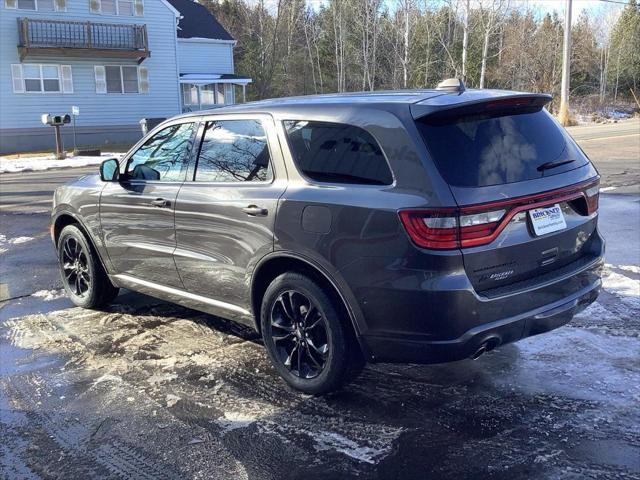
537, 159, 575, 172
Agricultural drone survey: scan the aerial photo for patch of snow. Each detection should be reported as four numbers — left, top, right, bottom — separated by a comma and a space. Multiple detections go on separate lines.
0, 234, 36, 254
9, 236, 34, 244
0, 153, 121, 174
309, 430, 394, 464
617, 265, 640, 275
600, 186, 617, 192
31, 289, 66, 301
146, 373, 178, 385
166, 394, 181, 408
603, 269, 640, 309
216, 411, 259, 432
93, 374, 123, 385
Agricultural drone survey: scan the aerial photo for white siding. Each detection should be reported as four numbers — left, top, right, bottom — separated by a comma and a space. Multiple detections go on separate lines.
0, 0, 180, 130
177, 40, 234, 75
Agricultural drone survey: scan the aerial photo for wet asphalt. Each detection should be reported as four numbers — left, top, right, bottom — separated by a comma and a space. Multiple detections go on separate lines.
1, 124, 639, 479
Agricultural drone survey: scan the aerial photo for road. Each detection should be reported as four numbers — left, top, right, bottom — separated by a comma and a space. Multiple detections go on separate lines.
0, 120, 639, 479
567, 119, 640, 193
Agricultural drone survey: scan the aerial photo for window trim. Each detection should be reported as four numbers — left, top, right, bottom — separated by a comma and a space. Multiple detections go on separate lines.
189, 116, 275, 186
281, 119, 395, 188
120, 119, 199, 184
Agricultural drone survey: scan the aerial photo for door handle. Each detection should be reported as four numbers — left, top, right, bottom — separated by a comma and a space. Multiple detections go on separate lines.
242, 205, 268, 216
150, 198, 171, 208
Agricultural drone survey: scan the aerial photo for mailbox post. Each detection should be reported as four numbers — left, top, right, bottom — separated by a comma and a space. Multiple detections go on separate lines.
41, 113, 71, 160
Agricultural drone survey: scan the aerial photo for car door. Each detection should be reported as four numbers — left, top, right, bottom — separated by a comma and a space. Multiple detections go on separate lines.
100, 120, 199, 288
173, 114, 287, 320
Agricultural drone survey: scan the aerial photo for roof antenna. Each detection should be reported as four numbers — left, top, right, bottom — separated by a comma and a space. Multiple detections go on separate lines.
436, 78, 466, 93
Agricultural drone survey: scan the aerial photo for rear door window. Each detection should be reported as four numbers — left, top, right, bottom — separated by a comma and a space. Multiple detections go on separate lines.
194, 119, 272, 183
284, 120, 393, 185
416, 109, 587, 187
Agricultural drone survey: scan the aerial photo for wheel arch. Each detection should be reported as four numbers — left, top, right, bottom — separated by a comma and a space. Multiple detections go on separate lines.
250, 252, 370, 358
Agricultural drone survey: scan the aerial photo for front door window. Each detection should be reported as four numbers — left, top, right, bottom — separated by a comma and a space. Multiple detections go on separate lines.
125, 122, 196, 181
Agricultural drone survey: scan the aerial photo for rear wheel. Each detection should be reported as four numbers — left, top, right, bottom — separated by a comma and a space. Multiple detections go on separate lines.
57, 224, 119, 309
260, 272, 364, 394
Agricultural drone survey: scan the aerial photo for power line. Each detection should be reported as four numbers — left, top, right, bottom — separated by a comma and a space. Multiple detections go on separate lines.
595, 0, 634, 5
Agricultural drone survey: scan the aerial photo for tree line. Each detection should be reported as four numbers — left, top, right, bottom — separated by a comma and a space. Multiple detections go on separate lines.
205, 0, 640, 114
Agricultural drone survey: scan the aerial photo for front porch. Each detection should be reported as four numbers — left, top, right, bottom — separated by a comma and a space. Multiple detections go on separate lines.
179, 74, 252, 112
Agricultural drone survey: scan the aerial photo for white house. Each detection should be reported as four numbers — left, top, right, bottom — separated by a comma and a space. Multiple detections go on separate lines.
0, 0, 251, 154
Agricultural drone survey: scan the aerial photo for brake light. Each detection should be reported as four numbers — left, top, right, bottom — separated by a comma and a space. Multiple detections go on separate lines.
585, 184, 599, 214
399, 178, 599, 250
399, 208, 507, 250
399, 209, 458, 249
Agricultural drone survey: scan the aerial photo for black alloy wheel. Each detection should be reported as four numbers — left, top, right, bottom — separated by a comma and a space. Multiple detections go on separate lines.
61, 236, 91, 297
270, 290, 329, 379
57, 224, 119, 309
260, 272, 365, 395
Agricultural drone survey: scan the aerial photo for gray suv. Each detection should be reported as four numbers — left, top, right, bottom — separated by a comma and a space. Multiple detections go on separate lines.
52, 83, 604, 394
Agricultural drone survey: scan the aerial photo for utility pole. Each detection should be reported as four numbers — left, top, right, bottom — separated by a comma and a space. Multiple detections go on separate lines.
559, 0, 572, 126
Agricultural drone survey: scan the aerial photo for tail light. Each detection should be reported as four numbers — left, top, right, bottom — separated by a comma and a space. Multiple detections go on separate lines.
399, 178, 599, 250
585, 184, 599, 214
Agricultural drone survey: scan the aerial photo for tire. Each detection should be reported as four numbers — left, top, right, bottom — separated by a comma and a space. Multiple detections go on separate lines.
260, 272, 364, 395
57, 224, 119, 309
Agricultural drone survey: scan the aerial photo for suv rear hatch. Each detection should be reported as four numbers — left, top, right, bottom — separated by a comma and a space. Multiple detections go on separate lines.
405, 94, 601, 295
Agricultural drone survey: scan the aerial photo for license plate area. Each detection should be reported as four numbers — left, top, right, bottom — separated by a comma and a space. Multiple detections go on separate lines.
529, 203, 567, 236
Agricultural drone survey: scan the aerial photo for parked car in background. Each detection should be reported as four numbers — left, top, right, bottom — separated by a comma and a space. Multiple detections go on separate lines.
51, 81, 604, 394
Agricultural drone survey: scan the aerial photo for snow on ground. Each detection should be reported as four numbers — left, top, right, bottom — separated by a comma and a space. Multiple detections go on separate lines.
31, 289, 66, 301
0, 153, 121, 174
0, 234, 35, 254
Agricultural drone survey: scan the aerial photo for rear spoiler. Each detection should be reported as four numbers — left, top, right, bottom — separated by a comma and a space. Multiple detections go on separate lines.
410, 92, 553, 120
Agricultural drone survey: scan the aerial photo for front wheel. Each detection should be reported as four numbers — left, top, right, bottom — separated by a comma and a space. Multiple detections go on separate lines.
260, 272, 364, 395
57, 224, 119, 309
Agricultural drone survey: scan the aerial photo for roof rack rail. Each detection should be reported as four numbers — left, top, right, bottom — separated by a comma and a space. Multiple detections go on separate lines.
436, 78, 466, 93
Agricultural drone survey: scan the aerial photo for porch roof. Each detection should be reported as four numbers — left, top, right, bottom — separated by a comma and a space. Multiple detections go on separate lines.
179, 73, 252, 86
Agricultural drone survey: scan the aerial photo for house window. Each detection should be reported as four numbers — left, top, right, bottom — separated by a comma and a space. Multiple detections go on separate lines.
12, 64, 74, 94
104, 65, 139, 93
201, 85, 216, 106
182, 84, 198, 107
181, 83, 230, 110
93, 0, 140, 15
9, 0, 62, 11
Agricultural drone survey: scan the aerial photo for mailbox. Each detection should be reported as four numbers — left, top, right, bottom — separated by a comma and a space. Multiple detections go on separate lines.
41, 113, 72, 159
41, 114, 71, 127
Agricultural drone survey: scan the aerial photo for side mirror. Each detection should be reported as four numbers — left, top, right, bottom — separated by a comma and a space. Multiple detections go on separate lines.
100, 158, 120, 182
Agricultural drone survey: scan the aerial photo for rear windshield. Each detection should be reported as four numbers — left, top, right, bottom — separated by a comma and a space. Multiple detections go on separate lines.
416, 108, 587, 187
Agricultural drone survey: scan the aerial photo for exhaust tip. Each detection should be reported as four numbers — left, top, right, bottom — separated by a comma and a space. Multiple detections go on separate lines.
471, 338, 500, 360
471, 344, 487, 360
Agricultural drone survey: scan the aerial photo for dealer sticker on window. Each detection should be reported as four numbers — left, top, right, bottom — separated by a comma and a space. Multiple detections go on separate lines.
529, 204, 567, 236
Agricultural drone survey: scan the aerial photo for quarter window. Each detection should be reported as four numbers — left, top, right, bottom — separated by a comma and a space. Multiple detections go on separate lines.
125, 123, 196, 181
283, 121, 392, 185
195, 120, 272, 183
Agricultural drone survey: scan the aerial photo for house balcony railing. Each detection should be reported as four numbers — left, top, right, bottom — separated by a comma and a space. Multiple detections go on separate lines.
17, 18, 150, 63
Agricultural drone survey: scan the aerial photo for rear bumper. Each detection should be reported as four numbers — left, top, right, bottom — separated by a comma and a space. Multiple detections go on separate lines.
362, 277, 600, 363
342, 244, 604, 363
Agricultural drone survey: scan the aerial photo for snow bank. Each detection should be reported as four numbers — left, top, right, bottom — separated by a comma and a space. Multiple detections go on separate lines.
0, 153, 121, 174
